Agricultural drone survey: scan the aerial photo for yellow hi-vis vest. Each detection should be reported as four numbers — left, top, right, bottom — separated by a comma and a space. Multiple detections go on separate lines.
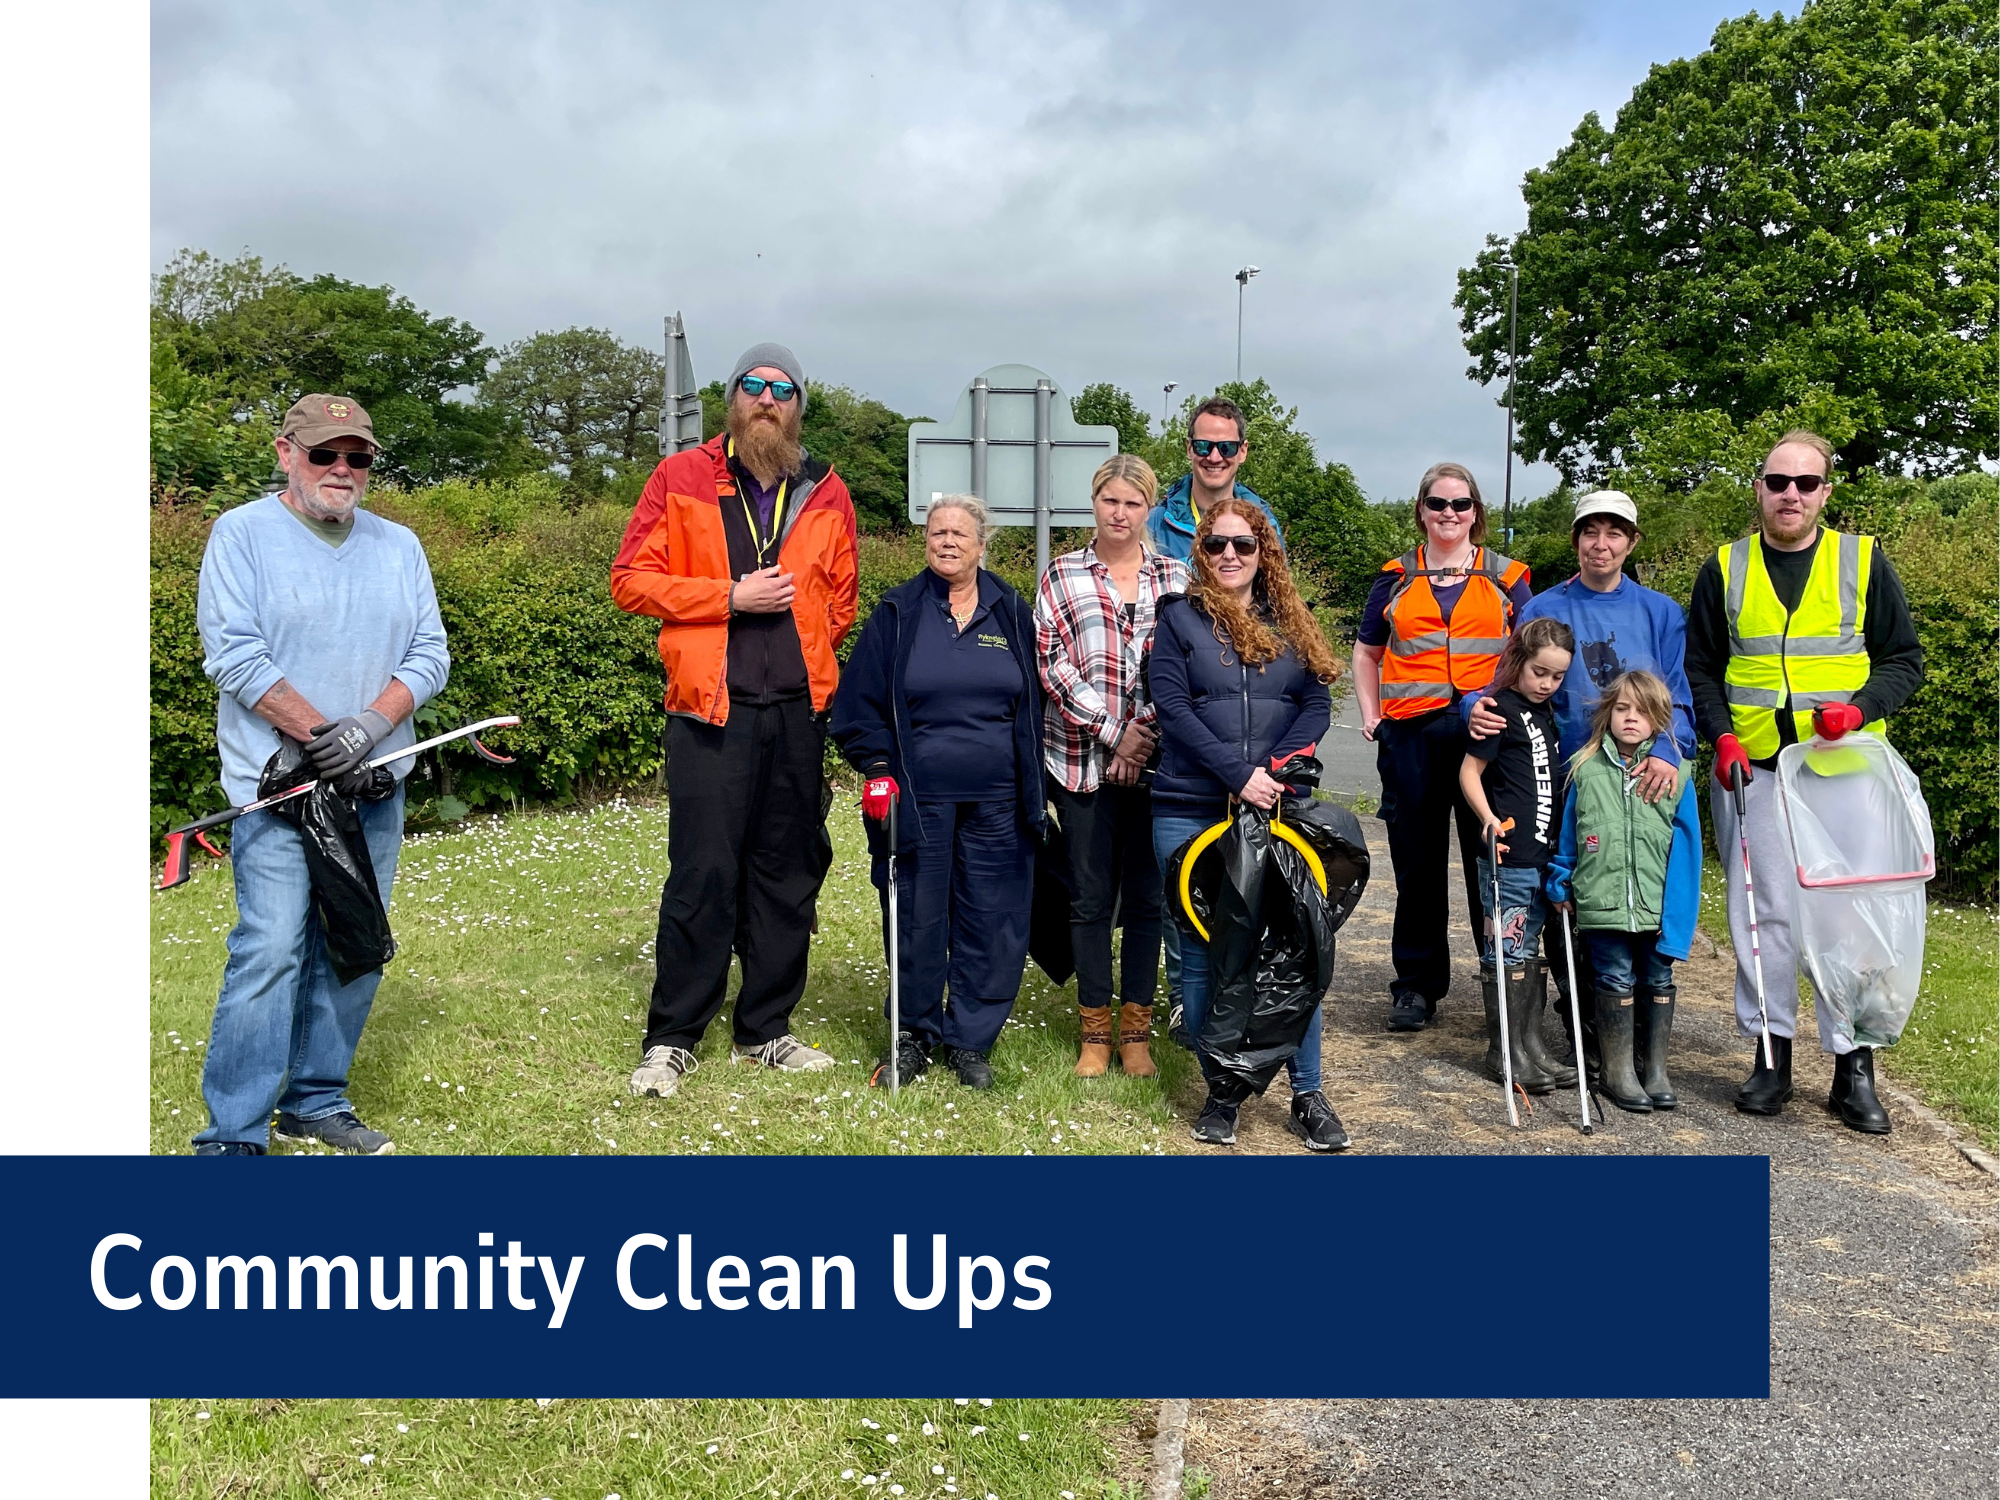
1720, 527, 1884, 759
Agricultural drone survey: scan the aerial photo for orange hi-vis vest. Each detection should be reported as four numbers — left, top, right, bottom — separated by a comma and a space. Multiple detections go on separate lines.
1377, 544, 1529, 719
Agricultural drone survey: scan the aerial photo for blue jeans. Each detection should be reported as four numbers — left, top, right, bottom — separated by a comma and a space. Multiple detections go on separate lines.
196, 789, 405, 1146
1585, 929, 1675, 996
1153, 813, 1323, 1095
1474, 858, 1548, 973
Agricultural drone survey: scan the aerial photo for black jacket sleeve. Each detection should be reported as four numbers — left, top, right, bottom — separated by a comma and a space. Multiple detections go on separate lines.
828, 601, 898, 775
1854, 551, 1925, 724
1683, 555, 1735, 747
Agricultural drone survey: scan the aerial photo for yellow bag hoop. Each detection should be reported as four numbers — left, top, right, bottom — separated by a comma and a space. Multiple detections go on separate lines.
1176, 800, 1328, 943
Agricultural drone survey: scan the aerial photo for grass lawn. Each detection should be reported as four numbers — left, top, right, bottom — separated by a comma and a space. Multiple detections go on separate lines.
1697, 860, 1998, 1148
151, 1396, 1141, 1499
151, 795, 1198, 1157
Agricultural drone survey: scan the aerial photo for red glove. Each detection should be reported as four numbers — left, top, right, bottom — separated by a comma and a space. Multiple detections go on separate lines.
1713, 734, 1752, 789
1813, 703, 1865, 740
862, 775, 900, 821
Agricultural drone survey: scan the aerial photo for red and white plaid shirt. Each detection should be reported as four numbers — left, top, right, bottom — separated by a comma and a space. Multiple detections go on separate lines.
1035, 544, 1190, 793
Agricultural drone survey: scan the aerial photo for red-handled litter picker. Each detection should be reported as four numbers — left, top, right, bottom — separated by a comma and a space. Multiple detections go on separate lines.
1727, 762, 1776, 1071
886, 787, 902, 1098
158, 716, 522, 891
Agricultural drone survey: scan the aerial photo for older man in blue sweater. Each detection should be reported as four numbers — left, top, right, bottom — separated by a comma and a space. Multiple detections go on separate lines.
192, 394, 450, 1156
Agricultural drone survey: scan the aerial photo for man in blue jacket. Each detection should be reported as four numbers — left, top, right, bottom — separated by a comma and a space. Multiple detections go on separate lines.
1145, 397, 1285, 562
1463, 489, 1695, 1081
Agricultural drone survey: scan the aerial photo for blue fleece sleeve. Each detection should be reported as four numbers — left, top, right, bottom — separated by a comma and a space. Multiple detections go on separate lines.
1150, 608, 1256, 795
1545, 783, 1579, 905
1657, 772, 1703, 961
197, 518, 288, 712
1654, 597, 1698, 765
829, 603, 898, 774
390, 537, 451, 708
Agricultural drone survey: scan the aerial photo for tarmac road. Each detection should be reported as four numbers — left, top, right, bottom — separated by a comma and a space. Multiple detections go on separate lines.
1171, 817, 1998, 1500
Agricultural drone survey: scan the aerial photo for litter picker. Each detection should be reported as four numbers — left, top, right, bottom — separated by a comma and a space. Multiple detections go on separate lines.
158, 716, 521, 891
1558, 907, 1595, 1135
1487, 822, 1520, 1127
1727, 763, 1776, 1070
886, 787, 901, 1097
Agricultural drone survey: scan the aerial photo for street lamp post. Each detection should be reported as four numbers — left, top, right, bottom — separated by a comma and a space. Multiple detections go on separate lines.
1498, 257, 1520, 547
1162, 380, 1178, 429
1234, 266, 1260, 383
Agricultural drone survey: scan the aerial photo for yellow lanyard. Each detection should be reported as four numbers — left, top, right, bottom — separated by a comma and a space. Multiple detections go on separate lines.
729, 439, 788, 568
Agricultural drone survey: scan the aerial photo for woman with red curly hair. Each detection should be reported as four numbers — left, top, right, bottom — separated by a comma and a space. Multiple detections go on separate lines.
1149, 497, 1348, 1151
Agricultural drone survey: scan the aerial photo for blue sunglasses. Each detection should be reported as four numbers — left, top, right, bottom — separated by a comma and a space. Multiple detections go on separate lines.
1190, 437, 1242, 459
739, 376, 800, 402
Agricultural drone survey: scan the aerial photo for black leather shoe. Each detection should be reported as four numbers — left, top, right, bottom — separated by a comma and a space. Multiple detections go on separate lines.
1734, 1034, 1794, 1115
941, 1045, 995, 1089
870, 1031, 931, 1088
1828, 1046, 1891, 1134
1287, 1090, 1351, 1152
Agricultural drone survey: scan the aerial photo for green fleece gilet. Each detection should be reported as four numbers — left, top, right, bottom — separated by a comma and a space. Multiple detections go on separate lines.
1569, 735, 1689, 933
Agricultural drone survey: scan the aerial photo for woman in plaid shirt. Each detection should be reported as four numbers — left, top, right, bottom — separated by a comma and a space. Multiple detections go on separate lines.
1036, 456, 1190, 1078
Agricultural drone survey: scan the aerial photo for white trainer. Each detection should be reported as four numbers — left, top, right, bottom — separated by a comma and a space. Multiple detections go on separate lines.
630, 1044, 698, 1097
733, 1034, 836, 1072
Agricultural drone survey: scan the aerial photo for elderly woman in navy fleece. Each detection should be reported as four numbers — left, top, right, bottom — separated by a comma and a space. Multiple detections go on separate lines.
830, 495, 1043, 1093
1150, 497, 1346, 1152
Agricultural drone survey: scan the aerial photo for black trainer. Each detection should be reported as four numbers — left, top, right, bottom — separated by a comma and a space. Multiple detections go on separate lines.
193, 1141, 265, 1157
941, 1045, 994, 1089
274, 1111, 394, 1155
1287, 1090, 1351, 1152
870, 1030, 931, 1088
1387, 993, 1429, 1033
1190, 1097, 1238, 1145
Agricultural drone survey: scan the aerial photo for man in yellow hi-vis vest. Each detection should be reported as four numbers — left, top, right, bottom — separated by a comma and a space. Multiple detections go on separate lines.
1685, 430, 1924, 1134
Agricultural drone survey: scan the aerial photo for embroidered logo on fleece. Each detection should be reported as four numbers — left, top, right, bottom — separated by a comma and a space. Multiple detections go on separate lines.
1584, 834, 1600, 852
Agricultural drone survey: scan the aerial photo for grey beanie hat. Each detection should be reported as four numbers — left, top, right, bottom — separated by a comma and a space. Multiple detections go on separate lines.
728, 342, 806, 413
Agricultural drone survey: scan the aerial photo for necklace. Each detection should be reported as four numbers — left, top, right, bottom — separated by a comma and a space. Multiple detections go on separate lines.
950, 591, 977, 626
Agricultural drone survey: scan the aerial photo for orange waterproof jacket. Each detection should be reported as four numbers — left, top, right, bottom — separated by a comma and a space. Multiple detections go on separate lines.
1377, 544, 1529, 719
611, 436, 859, 724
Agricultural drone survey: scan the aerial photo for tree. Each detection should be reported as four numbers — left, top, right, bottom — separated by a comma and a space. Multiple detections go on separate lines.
1070, 382, 1153, 458
479, 327, 665, 499
1456, 0, 1997, 481
152, 248, 519, 487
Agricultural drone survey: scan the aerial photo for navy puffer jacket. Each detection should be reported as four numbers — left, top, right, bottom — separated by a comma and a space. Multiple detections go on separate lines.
1148, 593, 1331, 818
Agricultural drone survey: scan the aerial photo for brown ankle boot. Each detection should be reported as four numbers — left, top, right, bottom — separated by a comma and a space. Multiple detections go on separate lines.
1118, 1003, 1157, 1076
1075, 1006, 1113, 1077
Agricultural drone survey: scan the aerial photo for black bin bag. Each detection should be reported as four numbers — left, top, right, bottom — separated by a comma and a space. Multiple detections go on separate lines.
1165, 795, 1370, 1102
258, 739, 398, 986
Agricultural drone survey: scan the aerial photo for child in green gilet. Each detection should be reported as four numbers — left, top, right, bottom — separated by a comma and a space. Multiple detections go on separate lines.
1546, 670, 1703, 1114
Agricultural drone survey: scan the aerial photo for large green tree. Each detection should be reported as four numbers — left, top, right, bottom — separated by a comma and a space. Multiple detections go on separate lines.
479, 327, 665, 498
1457, 0, 1997, 481
152, 248, 518, 487
1071, 382, 1155, 458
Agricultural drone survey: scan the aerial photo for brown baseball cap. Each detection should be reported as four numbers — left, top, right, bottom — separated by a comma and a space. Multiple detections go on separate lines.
281, 394, 378, 449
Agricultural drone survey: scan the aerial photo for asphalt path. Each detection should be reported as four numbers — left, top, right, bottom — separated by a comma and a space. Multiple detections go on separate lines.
1170, 816, 1998, 1499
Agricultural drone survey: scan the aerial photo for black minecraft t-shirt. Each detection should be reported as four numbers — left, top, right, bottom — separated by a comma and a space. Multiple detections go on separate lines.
1466, 687, 1564, 867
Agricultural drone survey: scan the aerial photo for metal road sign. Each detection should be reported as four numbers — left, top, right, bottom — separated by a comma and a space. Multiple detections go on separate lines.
908, 364, 1120, 575
658, 312, 703, 455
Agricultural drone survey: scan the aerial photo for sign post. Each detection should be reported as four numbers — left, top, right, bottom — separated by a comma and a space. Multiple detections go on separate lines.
907, 364, 1120, 579
659, 312, 703, 455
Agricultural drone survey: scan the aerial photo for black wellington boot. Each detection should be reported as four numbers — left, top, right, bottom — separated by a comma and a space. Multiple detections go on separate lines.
1734, 1034, 1794, 1116
1637, 986, 1678, 1109
1480, 971, 1506, 1083
1828, 1047, 1891, 1134
1594, 991, 1653, 1112
1506, 969, 1561, 1095
1516, 968, 1577, 1088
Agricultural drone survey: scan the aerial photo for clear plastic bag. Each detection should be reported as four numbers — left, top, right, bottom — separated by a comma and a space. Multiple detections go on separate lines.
1777, 732, 1935, 1048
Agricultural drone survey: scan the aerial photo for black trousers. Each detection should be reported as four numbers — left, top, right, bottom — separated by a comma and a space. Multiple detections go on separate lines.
1375, 707, 1488, 1006
645, 697, 829, 1053
1049, 779, 1162, 1012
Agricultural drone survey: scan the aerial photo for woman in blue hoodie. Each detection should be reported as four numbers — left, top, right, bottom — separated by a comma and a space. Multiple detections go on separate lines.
830, 495, 1044, 1092
1150, 498, 1345, 1151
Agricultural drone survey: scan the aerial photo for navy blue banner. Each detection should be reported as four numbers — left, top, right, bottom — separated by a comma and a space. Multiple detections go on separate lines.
2, 1155, 1767, 1398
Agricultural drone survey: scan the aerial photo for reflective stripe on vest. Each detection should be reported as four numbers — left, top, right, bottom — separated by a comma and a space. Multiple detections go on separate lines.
1719, 528, 1883, 758
1378, 545, 1527, 719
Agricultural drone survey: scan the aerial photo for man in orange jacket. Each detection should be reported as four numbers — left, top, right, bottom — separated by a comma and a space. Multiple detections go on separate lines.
612, 343, 860, 1097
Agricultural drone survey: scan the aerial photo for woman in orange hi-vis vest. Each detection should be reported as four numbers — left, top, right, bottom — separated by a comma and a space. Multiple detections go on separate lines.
1349, 462, 1531, 1035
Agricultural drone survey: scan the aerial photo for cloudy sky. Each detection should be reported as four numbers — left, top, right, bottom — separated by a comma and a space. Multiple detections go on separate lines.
151, 1, 1770, 503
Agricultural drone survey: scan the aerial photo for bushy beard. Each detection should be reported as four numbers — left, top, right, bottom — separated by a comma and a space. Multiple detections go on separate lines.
290, 469, 362, 522
728, 400, 803, 484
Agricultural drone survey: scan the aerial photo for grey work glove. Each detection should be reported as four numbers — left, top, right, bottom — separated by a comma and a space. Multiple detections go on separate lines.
305, 708, 395, 779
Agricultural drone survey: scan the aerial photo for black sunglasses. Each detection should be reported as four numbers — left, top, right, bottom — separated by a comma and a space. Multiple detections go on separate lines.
1759, 471, 1826, 495
1201, 534, 1259, 556
1422, 495, 1475, 513
739, 376, 800, 402
1189, 438, 1243, 459
297, 445, 374, 469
